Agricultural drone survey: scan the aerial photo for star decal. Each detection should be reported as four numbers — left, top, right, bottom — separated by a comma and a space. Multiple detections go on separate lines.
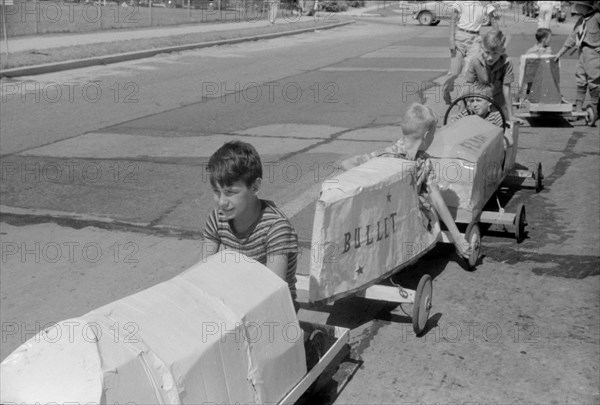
356, 266, 364, 275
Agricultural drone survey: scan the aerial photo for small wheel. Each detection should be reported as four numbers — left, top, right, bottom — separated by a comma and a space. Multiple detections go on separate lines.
584, 104, 596, 126
515, 203, 527, 243
534, 162, 543, 193
304, 330, 325, 370
418, 11, 434, 25
464, 222, 481, 269
412, 274, 433, 336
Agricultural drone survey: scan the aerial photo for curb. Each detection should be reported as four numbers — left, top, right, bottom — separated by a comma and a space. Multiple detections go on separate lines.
0, 205, 204, 239
0, 19, 355, 78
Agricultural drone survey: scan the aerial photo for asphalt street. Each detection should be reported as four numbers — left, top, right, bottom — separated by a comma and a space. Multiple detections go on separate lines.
1, 5, 599, 404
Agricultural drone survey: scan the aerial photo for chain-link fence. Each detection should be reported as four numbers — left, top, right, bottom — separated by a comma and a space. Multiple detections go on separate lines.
1, 0, 305, 37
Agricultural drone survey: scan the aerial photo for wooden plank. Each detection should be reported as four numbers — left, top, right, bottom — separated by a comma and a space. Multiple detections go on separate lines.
360, 284, 415, 304
278, 328, 350, 405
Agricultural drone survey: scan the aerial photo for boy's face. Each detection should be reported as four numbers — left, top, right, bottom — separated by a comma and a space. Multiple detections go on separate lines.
211, 179, 260, 221
542, 34, 551, 47
467, 97, 491, 117
482, 45, 504, 66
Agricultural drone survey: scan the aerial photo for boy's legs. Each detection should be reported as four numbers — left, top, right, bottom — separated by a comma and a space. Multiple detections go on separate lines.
573, 48, 600, 112
537, 2, 553, 28
442, 31, 477, 104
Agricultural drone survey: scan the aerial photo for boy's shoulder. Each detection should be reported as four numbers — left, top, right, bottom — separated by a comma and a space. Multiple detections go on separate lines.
261, 200, 293, 224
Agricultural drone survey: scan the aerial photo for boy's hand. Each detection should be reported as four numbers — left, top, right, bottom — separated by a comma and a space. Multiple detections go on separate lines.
455, 235, 472, 260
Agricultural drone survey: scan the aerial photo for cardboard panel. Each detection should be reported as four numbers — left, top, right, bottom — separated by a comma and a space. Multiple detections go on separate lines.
519, 54, 562, 104
0, 255, 306, 404
428, 116, 505, 221
309, 157, 440, 303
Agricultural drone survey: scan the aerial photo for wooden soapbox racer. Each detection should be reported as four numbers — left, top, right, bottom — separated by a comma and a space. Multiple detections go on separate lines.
0, 254, 351, 405
514, 54, 597, 126
436, 94, 543, 262
297, 97, 542, 336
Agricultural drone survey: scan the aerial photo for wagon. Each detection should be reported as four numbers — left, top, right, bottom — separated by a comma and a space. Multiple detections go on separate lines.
514, 54, 597, 126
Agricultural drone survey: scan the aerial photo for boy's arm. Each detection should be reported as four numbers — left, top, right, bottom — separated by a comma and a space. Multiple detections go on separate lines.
201, 239, 220, 261
449, 7, 459, 55
265, 253, 289, 281
502, 83, 513, 123
427, 182, 471, 259
201, 210, 221, 261
555, 19, 580, 59
340, 143, 399, 170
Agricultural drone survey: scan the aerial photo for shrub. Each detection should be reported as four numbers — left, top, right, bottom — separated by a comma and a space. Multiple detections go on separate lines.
321, 0, 349, 12
348, 0, 365, 7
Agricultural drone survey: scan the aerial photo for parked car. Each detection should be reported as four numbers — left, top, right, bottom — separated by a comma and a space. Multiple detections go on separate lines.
412, 0, 454, 25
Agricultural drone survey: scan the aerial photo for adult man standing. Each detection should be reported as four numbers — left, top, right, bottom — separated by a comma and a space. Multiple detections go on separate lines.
267, 0, 281, 24
537, 0, 555, 28
442, 1, 499, 105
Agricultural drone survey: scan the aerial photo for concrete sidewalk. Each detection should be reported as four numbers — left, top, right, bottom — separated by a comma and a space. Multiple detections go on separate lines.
0, 4, 383, 54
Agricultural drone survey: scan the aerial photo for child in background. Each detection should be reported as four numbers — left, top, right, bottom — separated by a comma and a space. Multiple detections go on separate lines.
341, 103, 471, 259
555, 1, 599, 117
442, 1, 499, 105
202, 141, 299, 310
526, 28, 554, 55
464, 30, 517, 125
450, 89, 505, 128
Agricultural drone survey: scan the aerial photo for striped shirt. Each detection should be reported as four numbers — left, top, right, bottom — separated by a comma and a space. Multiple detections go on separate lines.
203, 199, 298, 298
452, 110, 504, 127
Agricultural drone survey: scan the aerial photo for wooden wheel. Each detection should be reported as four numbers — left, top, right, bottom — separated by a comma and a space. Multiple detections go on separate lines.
515, 203, 527, 243
412, 275, 433, 336
464, 222, 481, 269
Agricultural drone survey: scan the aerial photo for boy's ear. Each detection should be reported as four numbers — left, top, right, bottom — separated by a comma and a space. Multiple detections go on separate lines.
251, 178, 262, 195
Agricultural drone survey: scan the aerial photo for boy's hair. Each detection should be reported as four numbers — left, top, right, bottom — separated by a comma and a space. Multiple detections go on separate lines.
208, 141, 263, 188
535, 28, 552, 43
401, 103, 438, 140
482, 30, 506, 52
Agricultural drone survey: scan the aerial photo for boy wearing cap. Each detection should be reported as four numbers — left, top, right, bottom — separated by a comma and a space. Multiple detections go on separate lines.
555, 1, 599, 119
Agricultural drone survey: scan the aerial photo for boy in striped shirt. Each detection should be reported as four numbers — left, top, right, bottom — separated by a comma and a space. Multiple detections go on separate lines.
450, 93, 505, 128
203, 141, 299, 310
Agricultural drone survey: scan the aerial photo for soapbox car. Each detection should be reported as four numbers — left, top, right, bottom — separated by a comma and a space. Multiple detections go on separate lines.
431, 94, 542, 262
297, 155, 471, 337
0, 255, 351, 405
514, 54, 597, 126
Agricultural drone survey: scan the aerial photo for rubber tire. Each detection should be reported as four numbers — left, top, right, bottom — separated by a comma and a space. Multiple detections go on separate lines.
418, 11, 434, 25
584, 104, 596, 126
465, 222, 481, 270
515, 203, 527, 243
305, 330, 325, 371
534, 162, 543, 193
412, 274, 433, 336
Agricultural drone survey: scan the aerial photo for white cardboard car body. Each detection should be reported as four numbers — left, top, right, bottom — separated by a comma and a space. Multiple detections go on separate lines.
1, 255, 308, 404
307, 157, 440, 304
